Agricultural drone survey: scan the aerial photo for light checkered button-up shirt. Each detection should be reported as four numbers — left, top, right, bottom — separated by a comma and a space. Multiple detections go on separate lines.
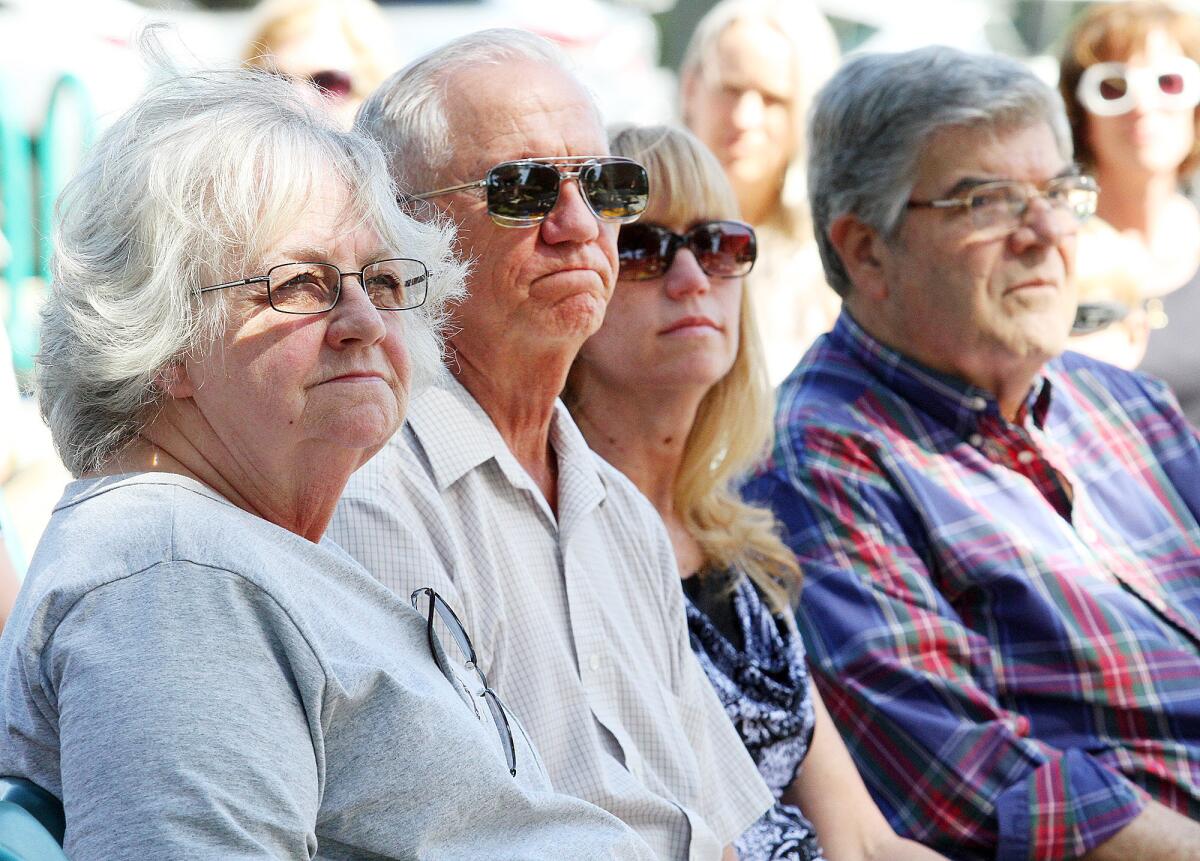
329, 376, 772, 861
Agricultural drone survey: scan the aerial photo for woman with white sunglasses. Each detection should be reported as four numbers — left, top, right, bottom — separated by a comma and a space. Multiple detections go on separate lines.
1060, 1, 1200, 424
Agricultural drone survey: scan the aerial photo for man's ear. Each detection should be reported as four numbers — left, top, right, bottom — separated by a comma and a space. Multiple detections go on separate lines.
154, 361, 195, 400
828, 213, 891, 302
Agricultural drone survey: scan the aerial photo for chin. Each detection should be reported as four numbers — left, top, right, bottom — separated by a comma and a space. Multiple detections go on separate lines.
321, 400, 404, 451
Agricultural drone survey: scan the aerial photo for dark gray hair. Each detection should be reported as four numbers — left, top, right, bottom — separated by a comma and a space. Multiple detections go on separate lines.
41, 61, 464, 476
808, 46, 1072, 297
355, 28, 598, 196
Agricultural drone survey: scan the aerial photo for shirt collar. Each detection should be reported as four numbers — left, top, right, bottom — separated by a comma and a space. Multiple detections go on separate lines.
406, 375, 608, 511
830, 310, 1054, 435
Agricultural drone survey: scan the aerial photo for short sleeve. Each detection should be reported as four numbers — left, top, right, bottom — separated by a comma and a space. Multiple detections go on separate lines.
44, 562, 324, 860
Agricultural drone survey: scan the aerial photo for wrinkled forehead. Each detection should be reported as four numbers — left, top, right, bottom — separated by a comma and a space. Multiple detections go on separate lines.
440, 59, 608, 181
911, 120, 1070, 195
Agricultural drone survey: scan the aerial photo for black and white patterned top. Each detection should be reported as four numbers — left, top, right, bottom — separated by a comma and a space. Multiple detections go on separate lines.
683, 572, 825, 861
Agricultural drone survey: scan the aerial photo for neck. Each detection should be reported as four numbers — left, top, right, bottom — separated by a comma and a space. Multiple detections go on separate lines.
449, 336, 580, 514
846, 302, 1042, 423
1094, 162, 1178, 241
735, 173, 783, 227
571, 375, 707, 574
99, 407, 362, 542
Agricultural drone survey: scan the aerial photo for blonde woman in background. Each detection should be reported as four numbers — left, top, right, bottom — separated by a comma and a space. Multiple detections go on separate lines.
566, 123, 947, 861
243, 0, 394, 129
681, 0, 841, 385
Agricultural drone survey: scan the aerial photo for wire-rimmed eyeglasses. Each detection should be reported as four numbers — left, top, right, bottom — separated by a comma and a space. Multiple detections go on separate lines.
197, 259, 430, 315
410, 587, 517, 777
906, 174, 1099, 238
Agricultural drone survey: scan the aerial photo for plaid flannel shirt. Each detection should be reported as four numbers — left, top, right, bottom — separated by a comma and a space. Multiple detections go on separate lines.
744, 312, 1200, 861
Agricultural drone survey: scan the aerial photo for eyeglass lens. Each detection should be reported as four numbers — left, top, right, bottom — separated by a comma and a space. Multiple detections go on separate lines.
410, 588, 518, 777
484, 159, 649, 226
965, 179, 1097, 233
266, 259, 428, 314
618, 221, 757, 281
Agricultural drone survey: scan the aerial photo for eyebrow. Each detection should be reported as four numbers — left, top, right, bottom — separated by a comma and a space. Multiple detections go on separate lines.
268, 247, 394, 268
940, 164, 1083, 197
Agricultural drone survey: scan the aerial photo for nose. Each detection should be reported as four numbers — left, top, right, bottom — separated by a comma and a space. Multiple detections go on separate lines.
731, 89, 765, 130
663, 248, 711, 299
539, 177, 600, 245
1008, 194, 1075, 252
326, 273, 388, 349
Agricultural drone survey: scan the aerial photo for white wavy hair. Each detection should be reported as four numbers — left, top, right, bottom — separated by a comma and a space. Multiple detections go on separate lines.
40, 55, 465, 476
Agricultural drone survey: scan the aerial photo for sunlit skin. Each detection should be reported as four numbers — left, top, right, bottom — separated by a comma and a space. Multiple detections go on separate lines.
418, 58, 620, 511
575, 216, 742, 399
834, 122, 1078, 420
573, 209, 742, 575
104, 174, 412, 540
683, 20, 795, 225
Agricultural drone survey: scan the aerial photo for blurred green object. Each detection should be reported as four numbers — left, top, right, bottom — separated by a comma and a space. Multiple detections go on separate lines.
38, 75, 96, 282
0, 73, 94, 375
0, 76, 36, 373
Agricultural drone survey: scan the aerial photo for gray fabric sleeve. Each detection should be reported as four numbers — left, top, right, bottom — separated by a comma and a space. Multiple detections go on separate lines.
45, 562, 324, 860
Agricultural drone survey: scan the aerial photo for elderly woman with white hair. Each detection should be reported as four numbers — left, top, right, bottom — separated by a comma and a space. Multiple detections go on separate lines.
0, 64, 654, 860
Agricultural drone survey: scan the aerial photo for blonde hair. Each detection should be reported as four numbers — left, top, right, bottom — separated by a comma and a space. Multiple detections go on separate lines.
242, 0, 393, 101
568, 124, 801, 611
680, 0, 840, 239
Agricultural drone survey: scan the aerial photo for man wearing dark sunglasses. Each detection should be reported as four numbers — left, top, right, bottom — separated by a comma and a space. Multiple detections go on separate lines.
330, 28, 771, 861
745, 46, 1200, 861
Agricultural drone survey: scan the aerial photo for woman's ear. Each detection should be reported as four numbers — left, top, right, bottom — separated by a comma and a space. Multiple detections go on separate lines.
154, 361, 195, 400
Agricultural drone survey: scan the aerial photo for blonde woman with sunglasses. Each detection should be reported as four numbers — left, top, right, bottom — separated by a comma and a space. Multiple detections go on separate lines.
1060, 1, 1200, 424
565, 124, 947, 861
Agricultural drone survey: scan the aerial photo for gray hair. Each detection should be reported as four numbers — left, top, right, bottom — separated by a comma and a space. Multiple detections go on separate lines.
808, 46, 1072, 297
41, 60, 465, 476
355, 28, 598, 195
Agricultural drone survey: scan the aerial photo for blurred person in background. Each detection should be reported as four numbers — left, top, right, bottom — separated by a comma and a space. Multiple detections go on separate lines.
680, 0, 842, 385
243, 0, 394, 130
1068, 223, 1151, 369
0, 59, 656, 859
565, 122, 949, 861
1061, 0, 1200, 424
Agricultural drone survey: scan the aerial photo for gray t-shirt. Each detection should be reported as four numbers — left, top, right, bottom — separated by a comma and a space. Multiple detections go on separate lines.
0, 472, 654, 860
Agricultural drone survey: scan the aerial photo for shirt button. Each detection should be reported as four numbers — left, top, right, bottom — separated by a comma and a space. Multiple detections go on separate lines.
1078, 524, 1098, 543
968, 433, 984, 447
588, 654, 601, 672
1016, 450, 1035, 465
970, 396, 988, 411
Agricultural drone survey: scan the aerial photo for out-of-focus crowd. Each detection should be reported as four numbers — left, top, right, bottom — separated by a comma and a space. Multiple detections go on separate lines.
0, 1, 1199, 860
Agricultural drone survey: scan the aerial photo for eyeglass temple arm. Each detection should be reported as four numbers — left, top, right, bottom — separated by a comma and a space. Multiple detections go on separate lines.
403, 179, 486, 202
906, 199, 968, 210
196, 276, 268, 294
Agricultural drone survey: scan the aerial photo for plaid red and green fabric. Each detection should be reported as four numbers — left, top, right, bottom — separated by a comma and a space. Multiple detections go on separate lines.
744, 312, 1200, 861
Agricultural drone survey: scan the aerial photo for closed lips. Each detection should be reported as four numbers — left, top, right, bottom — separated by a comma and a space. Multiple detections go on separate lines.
660, 315, 720, 334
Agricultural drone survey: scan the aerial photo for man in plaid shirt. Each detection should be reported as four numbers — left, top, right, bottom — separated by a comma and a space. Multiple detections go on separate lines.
745, 46, 1200, 860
